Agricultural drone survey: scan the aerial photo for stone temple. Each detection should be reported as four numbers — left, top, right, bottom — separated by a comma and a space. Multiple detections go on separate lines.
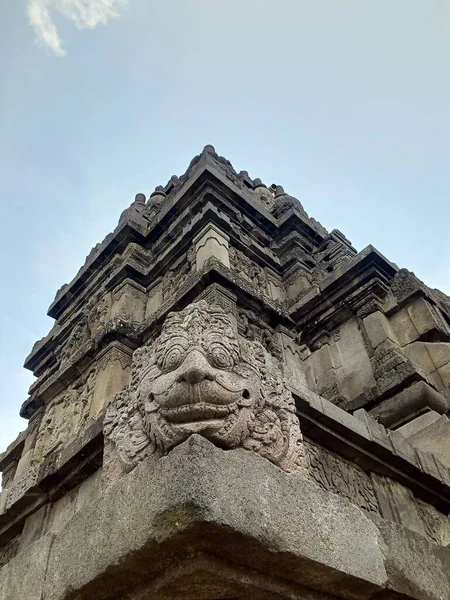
1, 146, 450, 600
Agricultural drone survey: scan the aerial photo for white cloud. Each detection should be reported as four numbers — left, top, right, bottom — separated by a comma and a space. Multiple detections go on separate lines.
27, 0, 66, 56
27, 0, 127, 56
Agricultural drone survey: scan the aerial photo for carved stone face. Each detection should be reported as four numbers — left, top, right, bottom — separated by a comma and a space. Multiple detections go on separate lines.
134, 305, 261, 453
104, 301, 306, 475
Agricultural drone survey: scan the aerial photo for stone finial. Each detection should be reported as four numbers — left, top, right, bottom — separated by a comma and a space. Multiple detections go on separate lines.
134, 193, 146, 204
149, 186, 166, 203
253, 178, 267, 190
275, 185, 286, 198
203, 144, 216, 154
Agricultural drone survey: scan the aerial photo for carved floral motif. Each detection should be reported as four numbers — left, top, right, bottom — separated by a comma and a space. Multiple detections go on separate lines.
104, 301, 306, 474
305, 441, 378, 513
229, 248, 269, 295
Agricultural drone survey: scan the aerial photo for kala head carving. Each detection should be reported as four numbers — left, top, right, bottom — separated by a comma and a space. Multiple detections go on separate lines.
104, 301, 305, 474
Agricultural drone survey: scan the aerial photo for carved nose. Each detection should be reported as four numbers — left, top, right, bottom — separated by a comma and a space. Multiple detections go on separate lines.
178, 350, 215, 384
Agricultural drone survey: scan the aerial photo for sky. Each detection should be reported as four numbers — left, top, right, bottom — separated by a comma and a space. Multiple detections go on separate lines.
0, 0, 449, 452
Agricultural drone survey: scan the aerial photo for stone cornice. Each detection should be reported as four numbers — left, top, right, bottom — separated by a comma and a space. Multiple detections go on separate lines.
289, 245, 398, 338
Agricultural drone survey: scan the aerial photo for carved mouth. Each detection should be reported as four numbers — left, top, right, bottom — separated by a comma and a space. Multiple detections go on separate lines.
159, 401, 238, 424
150, 385, 252, 412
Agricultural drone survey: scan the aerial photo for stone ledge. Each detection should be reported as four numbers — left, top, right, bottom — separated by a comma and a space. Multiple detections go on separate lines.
295, 387, 450, 511
2, 438, 449, 599
368, 381, 449, 429
40, 436, 387, 600
0, 416, 103, 542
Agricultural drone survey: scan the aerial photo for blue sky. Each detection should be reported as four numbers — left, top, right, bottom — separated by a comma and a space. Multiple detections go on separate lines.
1, 0, 449, 452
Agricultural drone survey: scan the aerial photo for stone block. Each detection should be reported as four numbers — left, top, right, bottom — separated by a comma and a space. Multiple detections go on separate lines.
415, 448, 441, 481
320, 398, 371, 442
437, 361, 450, 388
22, 417, 40, 455
267, 279, 285, 302
369, 381, 448, 429
407, 416, 450, 469
389, 308, 419, 347
328, 341, 342, 369
310, 344, 333, 377
0, 534, 54, 600
0, 491, 7, 516
89, 343, 132, 418
336, 318, 367, 366
426, 342, 450, 370
145, 282, 162, 318
19, 504, 50, 551
377, 520, 450, 600
75, 469, 102, 513
387, 429, 419, 465
353, 409, 393, 452
303, 361, 318, 393
397, 410, 441, 439
340, 353, 376, 401
428, 368, 447, 393
12, 449, 33, 482
407, 297, 443, 338
371, 475, 426, 537
110, 280, 146, 324
42, 436, 387, 600
403, 342, 436, 375
194, 223, 230, 270
45, 488, 78, 535
363, 311, 397, 349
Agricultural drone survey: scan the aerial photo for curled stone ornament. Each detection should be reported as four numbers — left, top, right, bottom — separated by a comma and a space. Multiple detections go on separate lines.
104, 301, 306, 474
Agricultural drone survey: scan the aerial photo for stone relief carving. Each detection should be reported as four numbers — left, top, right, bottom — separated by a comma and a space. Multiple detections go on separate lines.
104, 301, 306, 475
87, 293, 111, 336
32, 374, 95, 465
416, 500, 450, 546
237, 309, 282, 360
5, 463, 40, 511
229, 248, 269, 296
229, 246, 252, 280
371, 345, 423, 396
305, 440, 379, 513
58, 317, 90, 366
162, 250, 196, 302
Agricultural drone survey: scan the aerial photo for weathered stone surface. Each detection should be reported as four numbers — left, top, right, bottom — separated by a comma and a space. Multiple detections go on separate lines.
407, 415, 450, 469
42, 436, 387, 600
369, 381, 449, 428
0, 534, 54, 600
377, 520, 450, 600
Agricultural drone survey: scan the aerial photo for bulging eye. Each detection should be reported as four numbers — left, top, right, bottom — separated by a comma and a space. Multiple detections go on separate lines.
209, 344, 233, 369
162, 345, 186, 371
